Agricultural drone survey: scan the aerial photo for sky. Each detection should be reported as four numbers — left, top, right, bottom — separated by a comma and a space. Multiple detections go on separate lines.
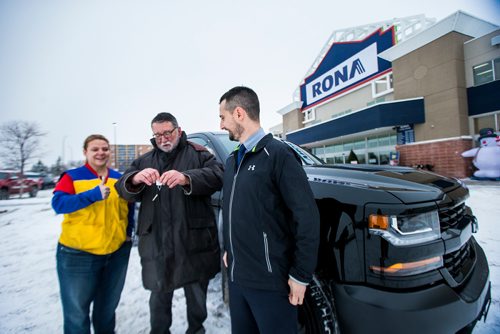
0, 183, 499, 332
1, 0, 499, 168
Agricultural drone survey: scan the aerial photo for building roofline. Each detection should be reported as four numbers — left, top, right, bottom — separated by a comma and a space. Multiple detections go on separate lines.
291, 14, 436, 102
463, 27, 500, 45
276, 101, 303, 116
379, 10, 499, 62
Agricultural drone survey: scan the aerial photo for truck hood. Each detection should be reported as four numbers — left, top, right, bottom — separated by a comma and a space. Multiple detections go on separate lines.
305, 164, 462, 204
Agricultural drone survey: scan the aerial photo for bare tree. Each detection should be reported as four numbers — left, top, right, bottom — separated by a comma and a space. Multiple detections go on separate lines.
0, 121, 46, 174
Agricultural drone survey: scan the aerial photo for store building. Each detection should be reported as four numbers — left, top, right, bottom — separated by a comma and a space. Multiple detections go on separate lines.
278, 11, 499, 178
110, 144, 153, 172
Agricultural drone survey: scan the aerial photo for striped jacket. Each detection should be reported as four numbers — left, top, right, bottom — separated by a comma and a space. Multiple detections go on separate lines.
52, 164, 134, 255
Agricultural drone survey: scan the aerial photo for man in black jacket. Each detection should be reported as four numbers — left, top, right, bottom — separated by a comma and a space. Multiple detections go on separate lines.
218, 86, 320, 334
115, 112, 223, 334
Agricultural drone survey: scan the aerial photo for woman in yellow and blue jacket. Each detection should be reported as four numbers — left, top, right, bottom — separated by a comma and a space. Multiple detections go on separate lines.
52, 134, 134, 334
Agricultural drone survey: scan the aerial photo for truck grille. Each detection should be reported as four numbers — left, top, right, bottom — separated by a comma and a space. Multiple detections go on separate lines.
443, 239, 475, 284
439, 203, 466, 232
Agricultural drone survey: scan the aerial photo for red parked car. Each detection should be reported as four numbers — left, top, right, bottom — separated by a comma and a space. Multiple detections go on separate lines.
0, 170, 39, 200
24, 172, 45, 190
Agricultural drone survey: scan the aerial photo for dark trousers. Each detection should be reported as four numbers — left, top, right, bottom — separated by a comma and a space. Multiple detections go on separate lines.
228, 281, 298, 334
149, 280, 209, 334
56, 241, 132, 334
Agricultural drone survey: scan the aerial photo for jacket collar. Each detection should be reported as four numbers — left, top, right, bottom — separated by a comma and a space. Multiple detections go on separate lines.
254, 133, 273, 152
231, 133, 273, 155
155, 132, 187, 170
241, 128, 266, 152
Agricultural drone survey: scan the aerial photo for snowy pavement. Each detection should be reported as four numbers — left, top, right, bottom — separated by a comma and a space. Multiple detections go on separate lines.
0, 183, 498, 333
0, 190, 230, 333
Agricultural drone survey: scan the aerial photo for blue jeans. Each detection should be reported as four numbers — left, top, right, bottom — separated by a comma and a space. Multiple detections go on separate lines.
56, 241, 132, 334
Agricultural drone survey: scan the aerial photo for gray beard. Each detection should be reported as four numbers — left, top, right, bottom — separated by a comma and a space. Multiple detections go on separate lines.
158, 145, 174, 153
157, 137, 179, 153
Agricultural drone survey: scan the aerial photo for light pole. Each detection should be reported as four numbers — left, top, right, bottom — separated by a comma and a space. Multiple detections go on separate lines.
62, 135, 68, 166
68, 145, 73, 165
112, 122, 118, 169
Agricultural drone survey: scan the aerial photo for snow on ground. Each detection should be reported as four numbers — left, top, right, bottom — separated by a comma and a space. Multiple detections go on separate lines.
0, 183, 498, 333
0, 190, 230, 334
464, 182, 500, 334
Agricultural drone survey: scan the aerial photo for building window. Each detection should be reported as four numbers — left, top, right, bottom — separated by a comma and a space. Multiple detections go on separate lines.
472, 58, 500, 86
315, 131, 397, 166
372, 73, 393, 98
303, 108, 315, 124
495, 58, 500, 80
473, 113, 498, 134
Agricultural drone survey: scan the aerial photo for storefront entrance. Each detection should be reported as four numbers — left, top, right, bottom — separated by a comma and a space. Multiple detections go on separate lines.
311, 132, 397, 165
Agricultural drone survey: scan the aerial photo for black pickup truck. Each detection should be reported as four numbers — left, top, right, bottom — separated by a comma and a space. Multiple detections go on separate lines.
187, 131, 491, 334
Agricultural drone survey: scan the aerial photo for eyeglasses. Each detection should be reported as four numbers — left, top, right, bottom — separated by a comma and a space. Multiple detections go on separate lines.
152, 127, 178, 139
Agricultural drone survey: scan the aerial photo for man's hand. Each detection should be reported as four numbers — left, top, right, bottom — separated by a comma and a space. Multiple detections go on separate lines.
132, 168, 160, 186
288, 279, 307, 306
98, 176, 110, 200
159, 170, 189, 188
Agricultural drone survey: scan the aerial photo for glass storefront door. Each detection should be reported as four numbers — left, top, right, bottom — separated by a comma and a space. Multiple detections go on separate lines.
311, 132, 397, 165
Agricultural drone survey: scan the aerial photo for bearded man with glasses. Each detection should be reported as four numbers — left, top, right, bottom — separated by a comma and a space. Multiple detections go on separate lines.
115, 112, 224, 334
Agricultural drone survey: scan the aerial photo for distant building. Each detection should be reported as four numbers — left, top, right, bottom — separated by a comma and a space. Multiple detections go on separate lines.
278, 11, 499, 178
110, 144, 153, 172
269, 123, 284, 138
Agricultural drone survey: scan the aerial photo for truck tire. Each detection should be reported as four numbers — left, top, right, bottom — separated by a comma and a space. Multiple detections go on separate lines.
298, 276, 340, 334
456, 320, 477, 334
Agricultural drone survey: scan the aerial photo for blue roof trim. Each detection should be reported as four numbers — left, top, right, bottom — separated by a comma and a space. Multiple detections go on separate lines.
467, 80, 500, 116
286, 98, 425, 145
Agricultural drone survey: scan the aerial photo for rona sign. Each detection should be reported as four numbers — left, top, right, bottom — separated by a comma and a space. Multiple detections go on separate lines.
300, 27, 395, 110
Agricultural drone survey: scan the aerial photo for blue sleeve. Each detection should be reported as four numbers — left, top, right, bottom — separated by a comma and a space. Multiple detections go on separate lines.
51, 188, 103, 214
126, 202, 136, 237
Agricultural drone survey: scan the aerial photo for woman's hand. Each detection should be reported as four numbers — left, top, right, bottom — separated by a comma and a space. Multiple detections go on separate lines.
99, 176, 110, 199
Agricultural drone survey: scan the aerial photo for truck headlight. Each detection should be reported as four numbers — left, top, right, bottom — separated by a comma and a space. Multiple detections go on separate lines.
369, 256, 443, 276
368, 211, 440, 246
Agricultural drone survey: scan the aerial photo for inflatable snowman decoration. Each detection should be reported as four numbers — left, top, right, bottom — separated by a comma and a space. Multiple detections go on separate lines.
461, 128, 500, 179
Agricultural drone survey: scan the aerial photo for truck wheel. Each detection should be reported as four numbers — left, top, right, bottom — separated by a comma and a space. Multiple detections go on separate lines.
456, 320, 477, 334
298, 276, 340, 334
0, 189, 8, 200
29, 188, 38, 198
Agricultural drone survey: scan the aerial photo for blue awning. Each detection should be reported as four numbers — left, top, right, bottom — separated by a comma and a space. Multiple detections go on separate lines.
467, 80, 500, 116
286, 98, 425, 145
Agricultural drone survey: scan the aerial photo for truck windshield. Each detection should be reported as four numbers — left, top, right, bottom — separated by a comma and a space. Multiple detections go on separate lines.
214, 133, 323, 166
215, 133, 239, 156
284, 141, 324, 165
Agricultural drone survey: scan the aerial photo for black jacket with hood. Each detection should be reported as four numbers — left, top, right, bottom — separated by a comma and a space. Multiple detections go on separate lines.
115, 132, 224, 292
223, 133, 320, 293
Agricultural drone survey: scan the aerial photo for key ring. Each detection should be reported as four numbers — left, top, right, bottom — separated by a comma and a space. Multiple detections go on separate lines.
152, 180, 162, 202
